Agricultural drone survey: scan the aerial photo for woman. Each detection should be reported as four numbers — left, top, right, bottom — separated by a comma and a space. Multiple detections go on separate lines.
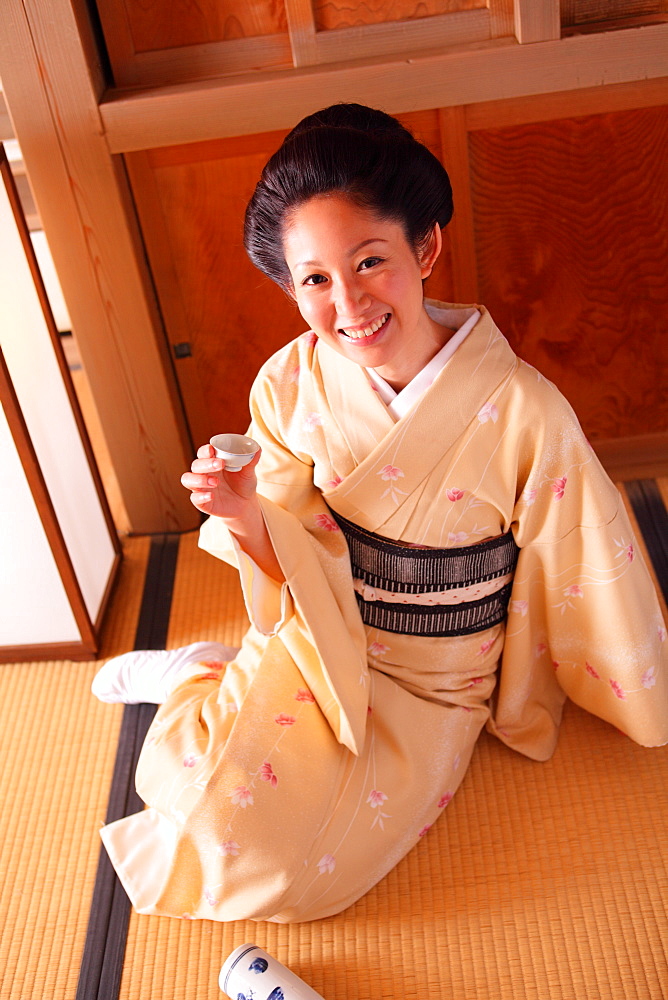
96, 104, 667, 923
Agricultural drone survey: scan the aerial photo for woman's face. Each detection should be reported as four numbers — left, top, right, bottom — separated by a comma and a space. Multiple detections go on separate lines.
282, 193, 444, 390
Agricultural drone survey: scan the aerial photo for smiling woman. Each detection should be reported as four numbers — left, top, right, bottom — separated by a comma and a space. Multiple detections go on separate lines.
96, 103, 668, 927
283, 195, 448, 389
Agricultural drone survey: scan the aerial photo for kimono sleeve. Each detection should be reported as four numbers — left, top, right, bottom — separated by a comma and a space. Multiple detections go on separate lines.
198, 343, 319, 632
487, 391, 668, 761
199, 345, 370, 755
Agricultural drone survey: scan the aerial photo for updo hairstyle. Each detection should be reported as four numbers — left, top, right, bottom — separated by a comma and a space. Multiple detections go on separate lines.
243, 103, 453, 290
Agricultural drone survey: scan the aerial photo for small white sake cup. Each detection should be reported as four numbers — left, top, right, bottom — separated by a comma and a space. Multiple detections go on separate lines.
210, 433, 260, 472
220, 943, 325, 999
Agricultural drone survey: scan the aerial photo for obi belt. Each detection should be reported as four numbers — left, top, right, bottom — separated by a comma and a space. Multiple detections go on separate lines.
330, 509, 520, 637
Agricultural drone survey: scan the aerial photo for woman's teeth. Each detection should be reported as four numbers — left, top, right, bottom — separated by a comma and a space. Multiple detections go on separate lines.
342, 313, 390, 340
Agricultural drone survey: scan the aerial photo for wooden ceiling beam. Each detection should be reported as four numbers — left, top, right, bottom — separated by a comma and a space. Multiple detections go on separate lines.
100, 21, 668, 153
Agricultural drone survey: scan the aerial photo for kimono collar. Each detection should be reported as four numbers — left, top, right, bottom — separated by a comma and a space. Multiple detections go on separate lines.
366, 304, 480, 419
319, 303, 519, 532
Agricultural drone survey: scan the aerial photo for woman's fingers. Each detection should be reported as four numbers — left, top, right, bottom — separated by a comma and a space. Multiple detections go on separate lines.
181, 471, 210, 488
191, 455, 223, 475
189, 491, 213, 508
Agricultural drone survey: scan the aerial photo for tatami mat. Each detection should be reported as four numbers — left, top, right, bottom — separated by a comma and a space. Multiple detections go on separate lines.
117, 713, 668, 1000
0, 536, 149, 1000
118, 497, 667, 1000
1, 485, 667, 999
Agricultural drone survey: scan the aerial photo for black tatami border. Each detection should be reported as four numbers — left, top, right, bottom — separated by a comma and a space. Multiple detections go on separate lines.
76, 534, 180, 1000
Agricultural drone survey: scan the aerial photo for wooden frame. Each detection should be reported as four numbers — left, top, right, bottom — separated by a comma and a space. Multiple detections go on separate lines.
0, 0, 200, 535
513, 0, 560, 43
0, 348, 101, 662
98, 0, 504, 87
0, 150, 122, 661
0, 150, 122, 555
93, 0, 667, 90
288, 7, 493, 68
99, 22, 668, 152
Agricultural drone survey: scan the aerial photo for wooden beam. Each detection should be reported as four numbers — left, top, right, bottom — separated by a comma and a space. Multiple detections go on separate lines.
100, 22, 668, 152
109, 35, 293, 89
284, 0, 318, 67
465, 76, 668, 130
513, 0, 560, 44
488, 0, 515, 38
314, 9, 491, 65
0, 0, 200, 533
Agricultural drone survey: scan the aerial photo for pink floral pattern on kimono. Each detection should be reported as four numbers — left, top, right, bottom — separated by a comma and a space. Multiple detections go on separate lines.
551, 476, 568, 500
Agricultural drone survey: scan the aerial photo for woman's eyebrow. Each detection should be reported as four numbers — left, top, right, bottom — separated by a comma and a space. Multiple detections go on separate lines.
296, 238, 389, 269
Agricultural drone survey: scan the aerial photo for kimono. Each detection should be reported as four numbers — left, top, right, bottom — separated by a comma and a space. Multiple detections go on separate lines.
101, 303, 667, 924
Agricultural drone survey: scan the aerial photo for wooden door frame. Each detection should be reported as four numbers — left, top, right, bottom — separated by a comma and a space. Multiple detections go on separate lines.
0, 0, 199, 534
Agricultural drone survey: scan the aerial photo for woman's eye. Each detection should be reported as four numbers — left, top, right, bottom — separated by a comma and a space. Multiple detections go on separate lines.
358, 257, 383, 270
303, 273, 327, 286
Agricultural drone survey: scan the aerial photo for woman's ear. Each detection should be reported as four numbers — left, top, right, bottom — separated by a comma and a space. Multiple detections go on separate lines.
418, 224, 442, 279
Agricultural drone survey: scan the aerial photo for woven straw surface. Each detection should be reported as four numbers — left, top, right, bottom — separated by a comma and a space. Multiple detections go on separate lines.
0, 535, 150, 1000
1, 481, 666, 1000
118, 519, 668, 1000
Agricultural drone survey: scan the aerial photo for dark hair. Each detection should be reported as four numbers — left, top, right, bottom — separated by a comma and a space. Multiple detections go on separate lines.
244, 103, 453, 289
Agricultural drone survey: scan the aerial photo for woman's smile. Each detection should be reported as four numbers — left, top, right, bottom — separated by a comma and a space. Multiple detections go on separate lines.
283, 193, 448, 390
339, 312, 391, 341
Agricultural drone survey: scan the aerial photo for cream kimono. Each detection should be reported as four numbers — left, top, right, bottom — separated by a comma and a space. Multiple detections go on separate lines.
101, 304, 668, 924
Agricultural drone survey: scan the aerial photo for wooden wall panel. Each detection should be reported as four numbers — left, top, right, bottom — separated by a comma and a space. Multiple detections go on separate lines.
126, 110, 454, 441
127, 96, 666, 455
313, 0, 483, 31
128, 132, 294, 440
469, 105, 668, 441
105, 0, 287, 52
561, 0, 668, 27
400, 109, 457, 307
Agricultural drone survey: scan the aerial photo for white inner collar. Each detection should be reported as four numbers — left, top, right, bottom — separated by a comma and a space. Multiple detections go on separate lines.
365, 305, 480, 419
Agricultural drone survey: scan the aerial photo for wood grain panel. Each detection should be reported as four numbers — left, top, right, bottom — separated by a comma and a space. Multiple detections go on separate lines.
561, 0, 667, 26
399, 109, 456, 305
469, 105, 668, 441
313, 0, 483, 31
438, 106, 478, 301
130, 137, 298, 438
106, 0, 288, 53
127, 110, 454, 442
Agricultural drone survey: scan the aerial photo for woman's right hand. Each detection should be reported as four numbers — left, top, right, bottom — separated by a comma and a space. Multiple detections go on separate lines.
182, 443, 284, 582
181, 443, 262, 522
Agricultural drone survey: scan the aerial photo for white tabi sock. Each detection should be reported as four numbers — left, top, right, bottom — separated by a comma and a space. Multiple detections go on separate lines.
91, 641, 239, 705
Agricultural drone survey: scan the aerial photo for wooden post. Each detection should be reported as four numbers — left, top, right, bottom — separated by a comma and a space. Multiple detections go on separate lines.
0, 0, 199, 533
285, 0, 319, 67
514, 0, 560, 44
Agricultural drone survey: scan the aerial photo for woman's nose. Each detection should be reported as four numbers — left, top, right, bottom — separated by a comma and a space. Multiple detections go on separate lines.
334, 277, 369, 319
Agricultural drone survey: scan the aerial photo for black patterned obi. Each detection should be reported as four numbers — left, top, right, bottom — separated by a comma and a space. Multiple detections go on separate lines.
330, 509, 520, 637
